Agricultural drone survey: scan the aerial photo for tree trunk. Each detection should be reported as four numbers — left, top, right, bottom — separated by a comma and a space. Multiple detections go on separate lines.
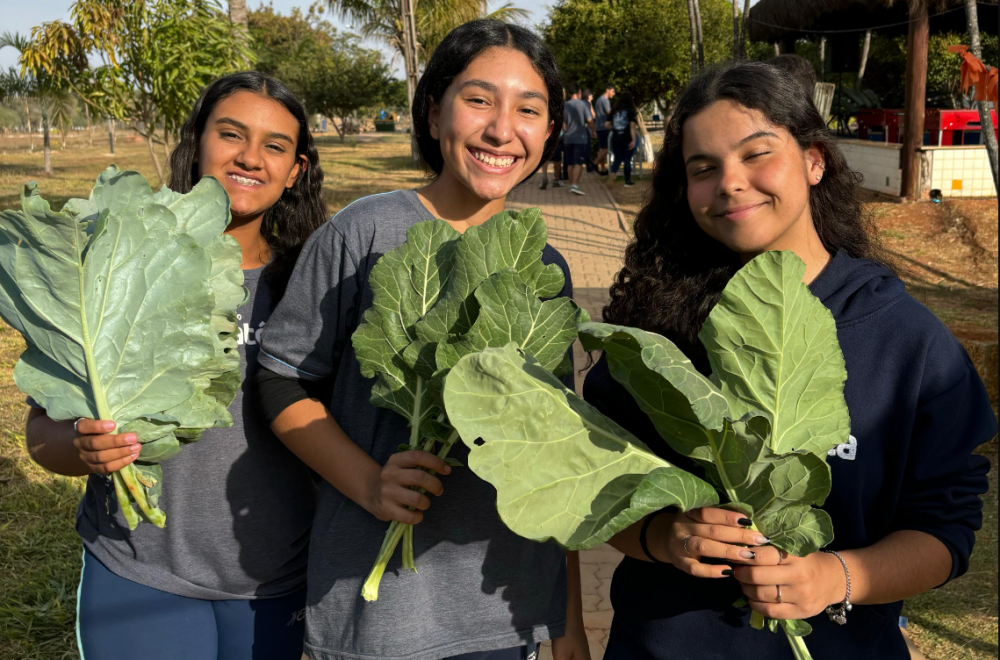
732, 0, 740, 60
901, 0, 929, 200
141, 116, 164, 183
42, 105, 52, 175
857, 30, 872, 87
819, 36, 827, 80
229, 0, 247, 26
107, 117, 115, 155
693, 0, 705, 69
738, 0, 751, 59
400, 0, 421, 161
686, 0, 699, 75
24, 98, 33, 153
85, 103, 93, 148
964, 0, 998, 193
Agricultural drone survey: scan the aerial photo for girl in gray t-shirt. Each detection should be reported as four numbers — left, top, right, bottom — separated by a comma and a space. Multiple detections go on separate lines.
257, 20, 590, 660
24, 72, 326, 660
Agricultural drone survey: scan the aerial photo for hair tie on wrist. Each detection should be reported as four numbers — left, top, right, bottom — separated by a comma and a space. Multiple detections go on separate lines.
639, 509, 670, 564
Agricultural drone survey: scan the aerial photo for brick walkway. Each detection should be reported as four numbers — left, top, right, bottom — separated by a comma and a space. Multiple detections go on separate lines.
507, 172, 630, 660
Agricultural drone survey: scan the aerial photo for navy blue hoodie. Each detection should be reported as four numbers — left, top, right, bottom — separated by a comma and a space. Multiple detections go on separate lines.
584, 251, 995, 660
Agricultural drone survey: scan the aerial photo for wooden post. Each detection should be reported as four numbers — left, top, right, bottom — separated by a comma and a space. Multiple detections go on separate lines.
858, 30, 872, 87
901, 0, 929, 200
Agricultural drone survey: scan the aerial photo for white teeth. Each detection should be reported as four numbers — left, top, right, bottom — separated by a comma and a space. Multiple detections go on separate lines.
473, 151, 515, 167
229, 174, 262, 186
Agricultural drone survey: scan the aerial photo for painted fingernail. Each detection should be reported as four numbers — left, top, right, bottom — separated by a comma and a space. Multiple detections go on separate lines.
755, 534, 770, 545
722, 569, 734, 577
738, 517, 753, 527
739, 549, 756, 560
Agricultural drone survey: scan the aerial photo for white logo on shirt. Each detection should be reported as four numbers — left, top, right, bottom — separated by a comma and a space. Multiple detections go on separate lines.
236, 313, 265, 346
828, 435, 858, 461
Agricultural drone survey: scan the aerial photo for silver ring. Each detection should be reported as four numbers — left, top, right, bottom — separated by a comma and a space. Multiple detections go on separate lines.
74, 418, 84, 433
776, 585, 783, 604
683, 535, 693, 557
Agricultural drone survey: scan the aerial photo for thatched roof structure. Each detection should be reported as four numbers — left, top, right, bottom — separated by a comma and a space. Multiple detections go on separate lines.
748, 0, 998, 43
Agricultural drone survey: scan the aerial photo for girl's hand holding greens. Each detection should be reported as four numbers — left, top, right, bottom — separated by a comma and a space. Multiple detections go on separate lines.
735, 550, 848, 622
367, 449, 451, 524
646, 507, 780, 578
72, 418, 141, 476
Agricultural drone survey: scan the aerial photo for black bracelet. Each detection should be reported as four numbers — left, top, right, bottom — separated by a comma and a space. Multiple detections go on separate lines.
639, 509, 670, 563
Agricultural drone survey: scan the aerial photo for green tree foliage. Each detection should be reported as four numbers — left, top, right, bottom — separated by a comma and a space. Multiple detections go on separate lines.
329, 0, 529, 65
21, 0, 254, 183
249, 2, 340, 78
542, 0, 732, 107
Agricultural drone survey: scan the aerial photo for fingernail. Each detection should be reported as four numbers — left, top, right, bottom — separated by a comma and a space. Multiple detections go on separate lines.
755, 534, 770, 545
102, 421, 115, 431
738, 517, 752, 527
126, 435, 138, 444
739, 549, 756, 560
131, 447, 140, 456
722, 569, 734, 577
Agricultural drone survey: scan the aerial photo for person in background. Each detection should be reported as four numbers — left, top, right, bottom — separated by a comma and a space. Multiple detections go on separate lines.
24, 71, 326, 660
563, 83, 596, 196
255, 19, 590, 660
540, 129, 566, 189
606, 90, 638, 187
592, 84, 615, 175
767, 53, 817, 102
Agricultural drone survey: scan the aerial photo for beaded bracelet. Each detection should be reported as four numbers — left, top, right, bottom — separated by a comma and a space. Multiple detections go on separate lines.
823, 549, 852, 625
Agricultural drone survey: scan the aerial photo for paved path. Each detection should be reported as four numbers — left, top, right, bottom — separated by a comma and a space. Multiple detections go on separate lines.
507, 172, 630, 660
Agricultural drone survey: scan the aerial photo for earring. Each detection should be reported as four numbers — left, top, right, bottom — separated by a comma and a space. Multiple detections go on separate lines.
816, 175, 822, 181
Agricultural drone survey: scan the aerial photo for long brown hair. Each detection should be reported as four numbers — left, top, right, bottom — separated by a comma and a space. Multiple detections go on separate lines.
604, 62, 891, 372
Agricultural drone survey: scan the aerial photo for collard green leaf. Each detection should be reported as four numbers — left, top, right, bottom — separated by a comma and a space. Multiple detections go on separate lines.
416, 208, 564, 344
436, 269, 590, 376
0, 166, 244, 527
699, 251, 850, 456
444, 343, 718, 549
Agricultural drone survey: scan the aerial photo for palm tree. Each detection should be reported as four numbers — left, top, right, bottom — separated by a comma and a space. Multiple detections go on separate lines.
0, 68, 34, 152
0, 31, 62, 174
330, 0, 529, 87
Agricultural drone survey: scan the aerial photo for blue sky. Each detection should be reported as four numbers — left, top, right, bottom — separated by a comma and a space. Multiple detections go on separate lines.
0, 0, 556, 75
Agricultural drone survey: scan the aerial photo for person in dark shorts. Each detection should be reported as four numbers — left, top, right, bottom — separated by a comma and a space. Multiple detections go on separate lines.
562, 82, 595, 195
592, 84, 615, 174
539, 130, 566, 189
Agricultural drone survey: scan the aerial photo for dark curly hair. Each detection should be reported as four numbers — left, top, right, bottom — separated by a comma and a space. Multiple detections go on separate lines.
412, 19, 563, 180
168, 71, 327, 304
604, 61, 891, 373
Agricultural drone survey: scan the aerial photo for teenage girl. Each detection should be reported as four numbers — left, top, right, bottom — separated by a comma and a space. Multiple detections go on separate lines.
585, 62, 995, 659
25, 72, 327, 660
606, 91, 637, 187
255, 20, 589, 660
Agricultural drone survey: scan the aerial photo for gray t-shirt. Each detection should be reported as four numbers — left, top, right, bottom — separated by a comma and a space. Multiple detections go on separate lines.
595, 95, 612, 130
76, 267, 316, 600
258, 190, 568, 660
563, 98, 593, 145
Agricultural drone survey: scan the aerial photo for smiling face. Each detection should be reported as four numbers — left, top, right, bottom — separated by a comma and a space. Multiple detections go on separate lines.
682, 100, 825, 258
197, 90, 304, 222
428, 46, 553, 201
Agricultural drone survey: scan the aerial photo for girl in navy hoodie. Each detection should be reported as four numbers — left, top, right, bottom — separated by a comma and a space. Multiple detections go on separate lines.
585, 62, 995, 659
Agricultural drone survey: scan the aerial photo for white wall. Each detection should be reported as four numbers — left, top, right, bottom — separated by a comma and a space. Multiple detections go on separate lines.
839, 139, 903, 196
926, 146, 997, 198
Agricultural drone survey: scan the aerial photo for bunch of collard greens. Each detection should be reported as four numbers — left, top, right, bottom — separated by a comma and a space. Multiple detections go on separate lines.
0, 166, 245, 529
444, 251, 849, 660
351, 208, 589, 601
